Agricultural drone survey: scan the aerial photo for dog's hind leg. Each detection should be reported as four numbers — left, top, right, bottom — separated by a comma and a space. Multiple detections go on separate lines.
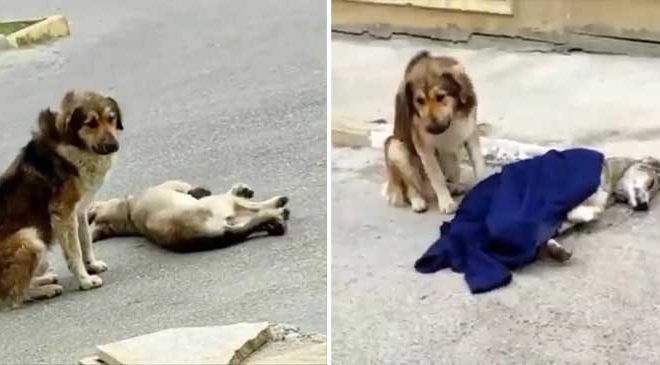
26, 284, 63, 302
31, 258, 58, 286
539, 238, 572, 262
232, 195, 289, 211
385, 138, 428, 213
228, 183, 254, 199
0, 228, 49, 307
225, 208, 289, 237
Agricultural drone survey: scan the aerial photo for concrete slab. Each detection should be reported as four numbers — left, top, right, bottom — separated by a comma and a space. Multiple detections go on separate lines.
78, 356, 103, 365
246, 343, 326, 364
245, 324, 327, 365
96, 322, 270, 365
5, 15, 70, 48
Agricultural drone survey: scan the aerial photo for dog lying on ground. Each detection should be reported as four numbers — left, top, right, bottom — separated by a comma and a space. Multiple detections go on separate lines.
383, 50, 486, 214
540, 156, 660, 262
0, 90, 122, 308
87, 180, 290, 252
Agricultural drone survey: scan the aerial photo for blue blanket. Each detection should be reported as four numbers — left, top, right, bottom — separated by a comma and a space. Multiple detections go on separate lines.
414, 148, 604, 294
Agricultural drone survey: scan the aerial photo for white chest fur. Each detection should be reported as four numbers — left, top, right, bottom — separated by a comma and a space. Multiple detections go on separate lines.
56, 145, 115, 205
423, 113, 477, 153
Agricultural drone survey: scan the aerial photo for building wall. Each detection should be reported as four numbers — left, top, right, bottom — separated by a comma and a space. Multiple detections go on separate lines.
333, 0, 660, 53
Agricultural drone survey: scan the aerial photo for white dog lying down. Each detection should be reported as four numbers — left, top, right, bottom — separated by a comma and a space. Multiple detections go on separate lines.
87, 180, 290, 252
541, 156, 660, 262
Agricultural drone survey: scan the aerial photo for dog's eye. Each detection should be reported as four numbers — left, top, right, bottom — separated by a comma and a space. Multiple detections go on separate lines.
648, 179, 656, 190
415, 97, 426, 105
87, 118, 99, 128
435, 94, 445, 103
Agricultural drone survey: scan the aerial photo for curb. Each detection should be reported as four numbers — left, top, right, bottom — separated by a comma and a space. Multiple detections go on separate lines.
3, 15, 69, 48
332, 117, 555, 166
332, 116, 371, 148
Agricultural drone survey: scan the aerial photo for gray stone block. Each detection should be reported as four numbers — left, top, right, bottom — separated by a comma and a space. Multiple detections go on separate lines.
96, 322, 271, 365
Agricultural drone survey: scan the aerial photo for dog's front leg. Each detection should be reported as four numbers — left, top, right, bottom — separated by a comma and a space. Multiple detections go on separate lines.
465, 131, 486, 180
53, 213, 103, 290
417, 146, 457, 214
78, 210, 108, 274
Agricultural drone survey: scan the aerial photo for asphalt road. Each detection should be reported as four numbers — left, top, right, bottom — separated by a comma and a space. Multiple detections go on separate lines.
0, 1, 326, 363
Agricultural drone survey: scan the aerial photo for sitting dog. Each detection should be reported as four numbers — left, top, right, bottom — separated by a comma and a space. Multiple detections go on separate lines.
87, 180, 290, 252
0, 90, 122, 308
540, 156, 660, 262
383, 50, 486, 214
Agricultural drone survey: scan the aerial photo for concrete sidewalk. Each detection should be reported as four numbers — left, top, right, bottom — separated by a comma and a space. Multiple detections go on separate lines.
332, 33, 660, 158
331, 35, 660, 364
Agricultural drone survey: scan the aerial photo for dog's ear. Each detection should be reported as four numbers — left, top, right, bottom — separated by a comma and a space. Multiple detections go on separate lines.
391, 81, 415, 152
36, 108, 60, 141
67, 106, 87, 132
444, 65, 475, 106
405, 50, 430, 75
105, 96, 123, 130
641, 156, 660, 171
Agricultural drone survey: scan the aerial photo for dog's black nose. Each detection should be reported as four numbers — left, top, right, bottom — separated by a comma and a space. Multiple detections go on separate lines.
634, 202, 649, 211
96, 142, 119, 155
426, 122, 450, 135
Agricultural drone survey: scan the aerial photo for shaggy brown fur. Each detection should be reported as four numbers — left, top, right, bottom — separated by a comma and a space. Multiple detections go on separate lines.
383, 50, 485, 214
0, 90, 122, 308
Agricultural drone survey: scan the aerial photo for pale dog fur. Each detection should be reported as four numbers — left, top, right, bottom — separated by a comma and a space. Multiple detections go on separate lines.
88, 180, 290, 252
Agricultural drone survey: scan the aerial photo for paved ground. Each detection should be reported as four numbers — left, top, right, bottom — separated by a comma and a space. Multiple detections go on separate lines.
333, 33, 660, 158
332, 35, 660, 364
0, 2, 326, 364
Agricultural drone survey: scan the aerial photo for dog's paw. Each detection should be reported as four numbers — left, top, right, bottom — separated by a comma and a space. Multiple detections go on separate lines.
410, 196, 428, 213
266, 221, 287, 236
79, 275, 103, 290
437, 198, 458, 215
275, 196, 289, 208
28, 284, 64, 301
280, 207, 290, 221
544, 239, 573, 263
567, 206, 600, 223
32, 272, 59, 286
231, 183, 254, 198
383, 183, 406, 207
85, 260, 108, 274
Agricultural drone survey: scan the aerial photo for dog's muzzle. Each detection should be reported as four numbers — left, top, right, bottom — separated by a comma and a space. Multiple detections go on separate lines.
632, 187, 650, 211
426, 120, 451, 135
93, 136, 119, 155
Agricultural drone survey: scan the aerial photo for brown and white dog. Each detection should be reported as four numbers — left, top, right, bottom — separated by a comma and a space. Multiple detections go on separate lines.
87, 181, 290, 252
0, 90, 122, 308
383, 50, 486, 214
